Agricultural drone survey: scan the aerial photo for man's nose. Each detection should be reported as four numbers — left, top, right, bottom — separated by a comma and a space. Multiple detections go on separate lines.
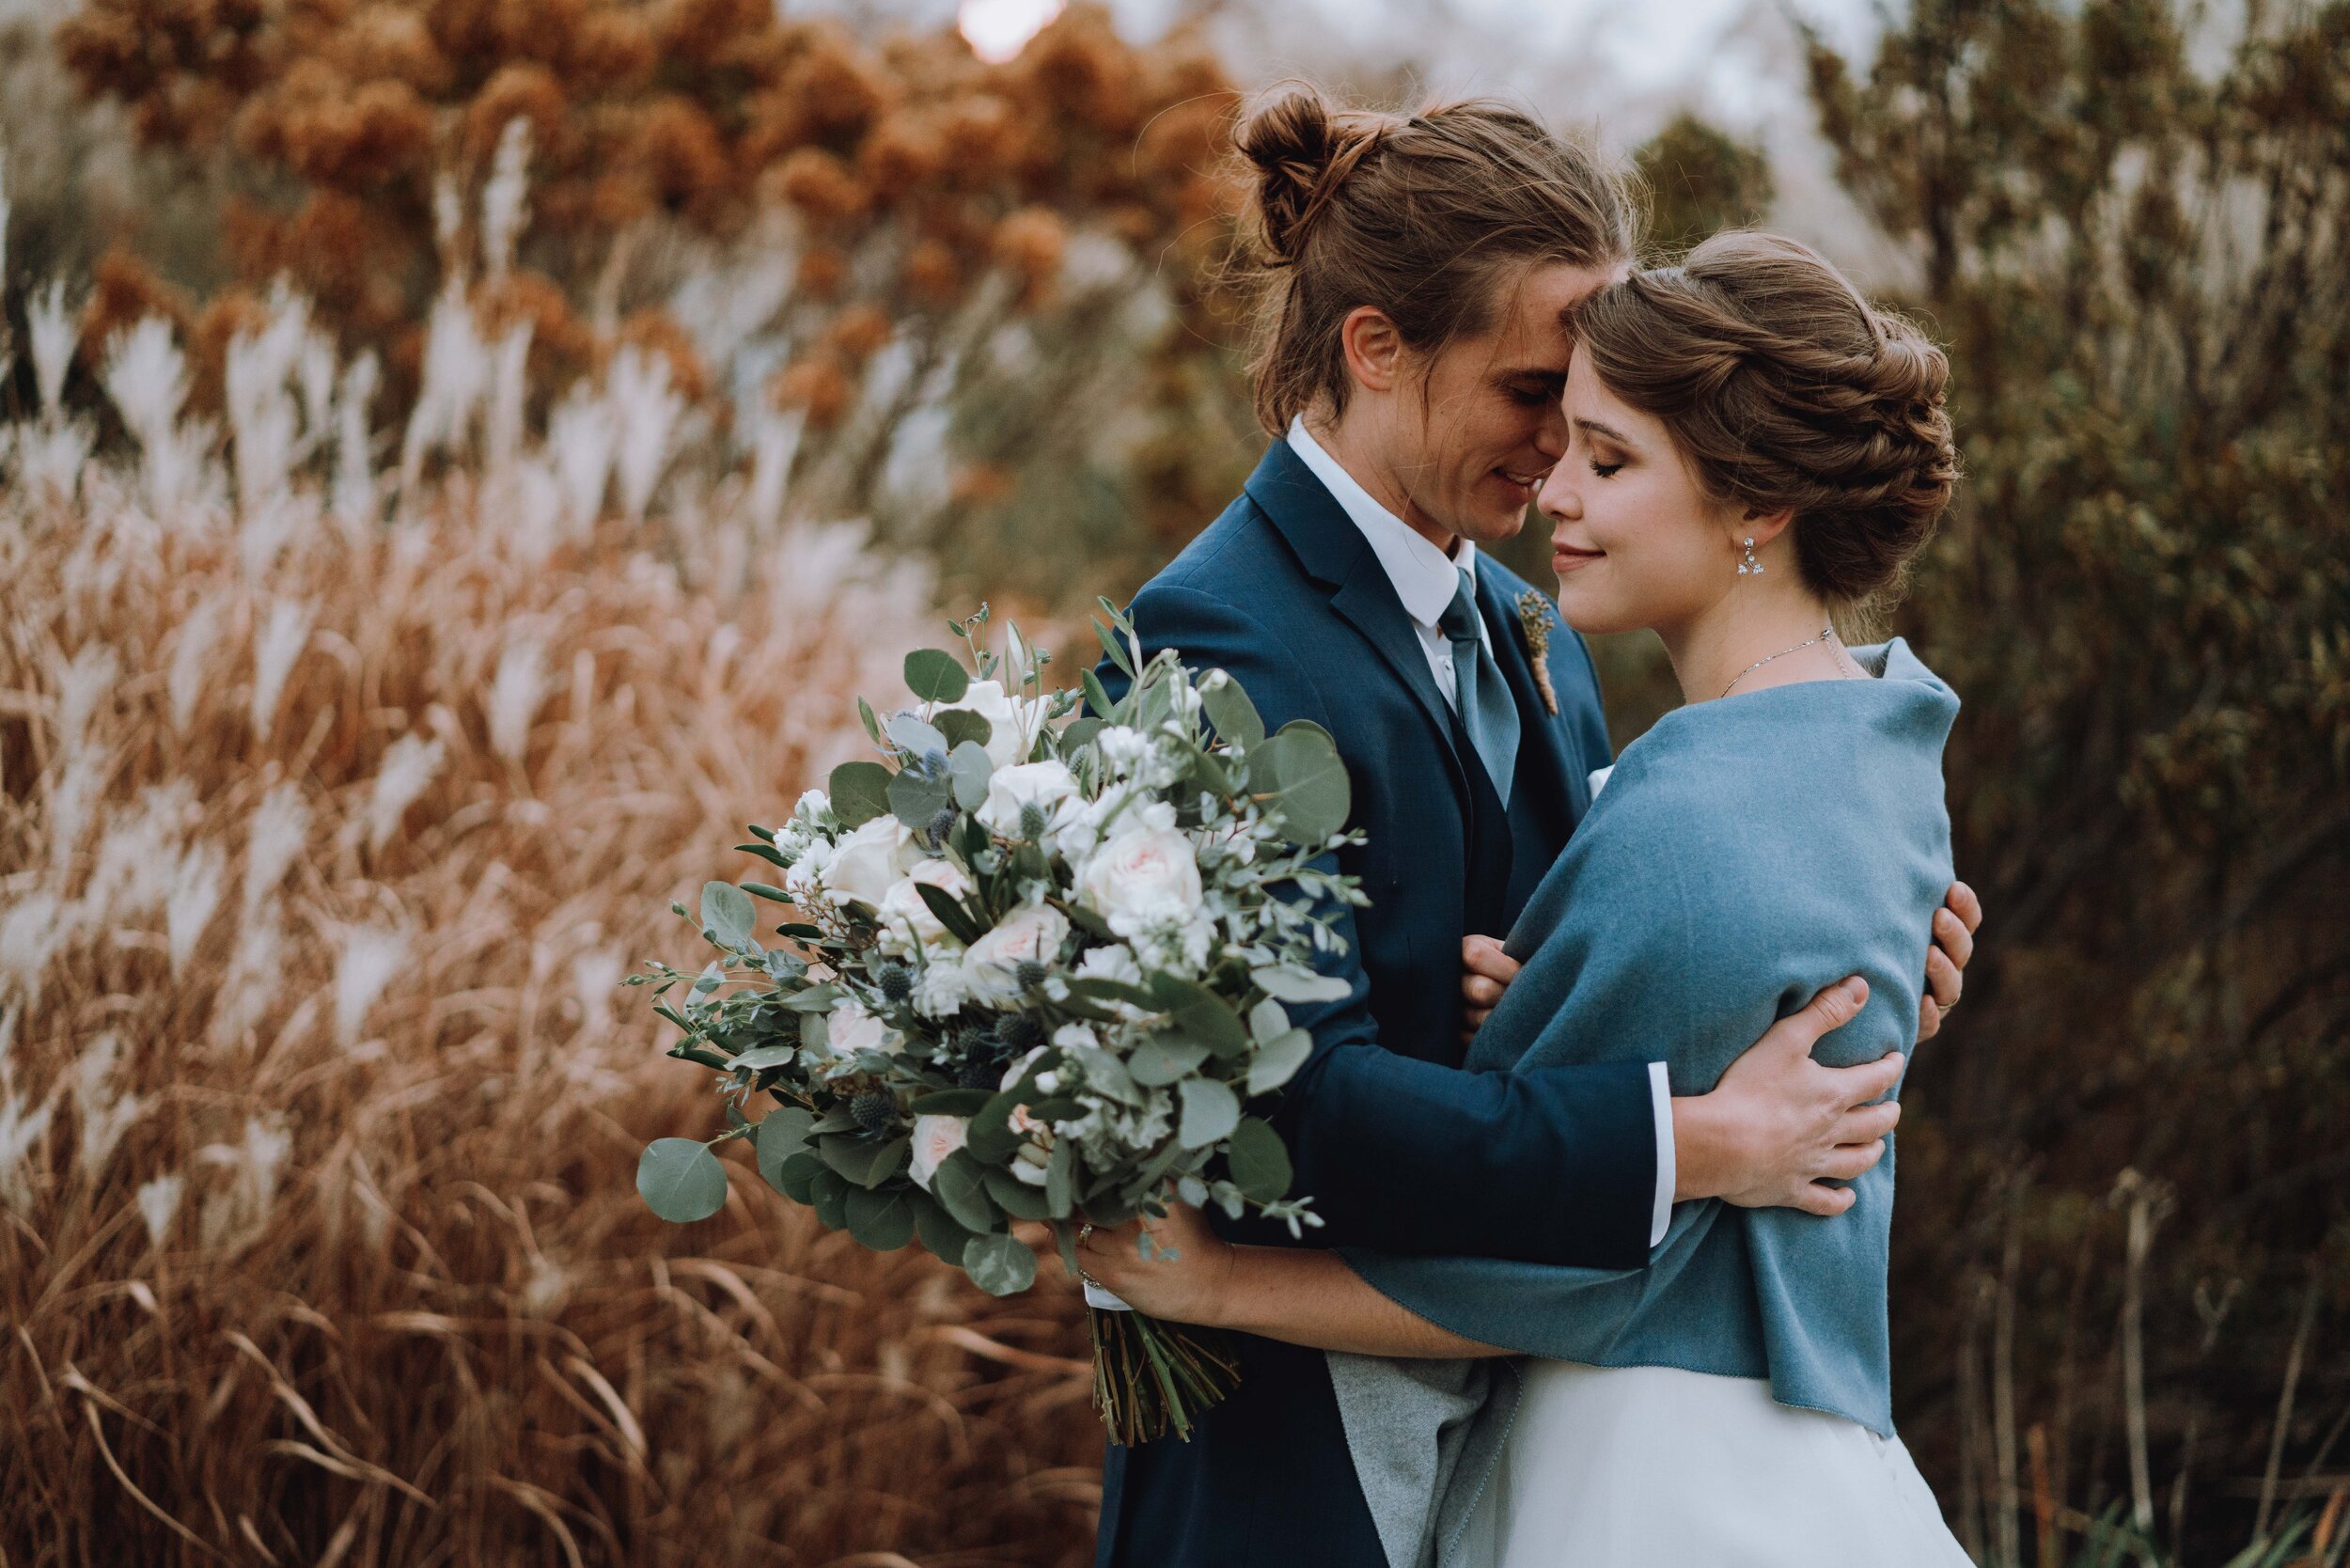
1532, 403, 1568, 461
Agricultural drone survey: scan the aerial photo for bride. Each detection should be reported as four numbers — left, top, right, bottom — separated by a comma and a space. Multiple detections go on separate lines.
1082, 229, 1971, 1566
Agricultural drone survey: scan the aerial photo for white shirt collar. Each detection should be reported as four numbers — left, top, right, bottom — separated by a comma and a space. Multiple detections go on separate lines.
1287, 416, 1477, 630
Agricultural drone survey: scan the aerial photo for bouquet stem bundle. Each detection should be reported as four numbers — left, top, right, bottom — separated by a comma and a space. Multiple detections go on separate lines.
1089, 1307, 1243, 1446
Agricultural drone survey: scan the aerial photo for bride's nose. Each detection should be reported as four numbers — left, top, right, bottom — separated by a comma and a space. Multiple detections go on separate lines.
1535, 464, 1579, 522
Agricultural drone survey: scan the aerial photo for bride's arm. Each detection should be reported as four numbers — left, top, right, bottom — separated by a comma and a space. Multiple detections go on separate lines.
1076, 1203, 1512, 1359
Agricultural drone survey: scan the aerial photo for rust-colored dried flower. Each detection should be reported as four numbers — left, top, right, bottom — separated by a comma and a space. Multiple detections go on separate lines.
193, 288, 272, 414
332, 6, 454, 95
477, 270, 599, 392
902, 238, 963, 304
860, 109, 948, 195
772, 353, 854, 430
771, 148, 868, 227
464, 62, 569, 168
651, 0, 776, 74
80, 249, 193, 363
1016, 6, 1141, 138
776, 25, 896, 142
618, 309, 713, 404
626, 96, 735, 220
795, 247, 849, 298
994, 207, 1068, 307
566, 7, 658, 92
824, 305, 895, 365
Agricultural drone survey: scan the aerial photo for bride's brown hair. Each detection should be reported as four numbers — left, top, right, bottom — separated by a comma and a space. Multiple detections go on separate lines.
1567, 231, 1960, 607
1232, 82, 1638, 437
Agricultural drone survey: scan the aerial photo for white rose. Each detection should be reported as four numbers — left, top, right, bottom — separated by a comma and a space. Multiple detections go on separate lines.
907, 1114, 969, 1190
935, 679, 1041, 768
822, 817, 916, 909
876, 857, 974, 951
1079, 826, 1204, 930
964, 904, 1071, 1001
977, 759, 1080, 840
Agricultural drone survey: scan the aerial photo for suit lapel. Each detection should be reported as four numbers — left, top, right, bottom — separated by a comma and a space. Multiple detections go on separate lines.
1246, 445, 1472, 805
1478, 572, 1589, 828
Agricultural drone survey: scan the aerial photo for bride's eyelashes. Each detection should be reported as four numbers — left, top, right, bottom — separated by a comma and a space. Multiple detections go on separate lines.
1589, 459, 1622, 478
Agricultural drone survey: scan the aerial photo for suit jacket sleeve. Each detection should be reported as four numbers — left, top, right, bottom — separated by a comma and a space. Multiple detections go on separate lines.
1100, 578, 1655, 1270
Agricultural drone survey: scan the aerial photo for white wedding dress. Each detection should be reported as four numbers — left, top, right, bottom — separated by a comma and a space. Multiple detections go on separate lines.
1445, 1360, 1973, 1566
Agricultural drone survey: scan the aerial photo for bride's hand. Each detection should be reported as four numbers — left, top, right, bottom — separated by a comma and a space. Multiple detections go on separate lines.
1075, 1202, 1234, 1324
1461, 934, 1520, 1043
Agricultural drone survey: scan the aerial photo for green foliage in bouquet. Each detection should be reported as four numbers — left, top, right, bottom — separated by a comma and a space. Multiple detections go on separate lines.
631, 604, 1367, 1441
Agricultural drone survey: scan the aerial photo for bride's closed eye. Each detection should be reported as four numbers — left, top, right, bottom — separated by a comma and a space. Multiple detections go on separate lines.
1589, 459, 1622, 478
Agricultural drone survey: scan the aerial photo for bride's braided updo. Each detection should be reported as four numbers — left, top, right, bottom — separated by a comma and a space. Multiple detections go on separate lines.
1568, 231, 1959, 605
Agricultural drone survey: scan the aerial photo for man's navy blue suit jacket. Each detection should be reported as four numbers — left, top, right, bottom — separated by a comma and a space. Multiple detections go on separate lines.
1090, 440, 1659, 1568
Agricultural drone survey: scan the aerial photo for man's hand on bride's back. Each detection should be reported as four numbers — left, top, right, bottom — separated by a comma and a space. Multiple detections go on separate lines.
1673, 978, 1904, 1217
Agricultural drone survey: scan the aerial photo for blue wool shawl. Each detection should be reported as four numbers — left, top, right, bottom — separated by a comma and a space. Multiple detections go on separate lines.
1327, 638, 1959, 1568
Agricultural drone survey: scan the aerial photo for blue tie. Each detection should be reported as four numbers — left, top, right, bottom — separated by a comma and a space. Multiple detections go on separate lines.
1438, 569, 1520, 808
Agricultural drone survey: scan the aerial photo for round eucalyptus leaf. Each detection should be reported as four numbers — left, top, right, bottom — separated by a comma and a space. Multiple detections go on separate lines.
637, 1138, 728, 1222
844, 1187, 916, 1251
700, 881, 756, 950
905, 649, 971, 704
963, 1232, 1039, 1296
1225, 1116, 1293, 1204
829, 760, 892, 827
755, 1107, 816, 1191
1178, 1077, 1241, 1151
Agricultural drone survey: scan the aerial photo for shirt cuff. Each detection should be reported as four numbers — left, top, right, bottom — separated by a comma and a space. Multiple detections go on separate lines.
1648, 1061, 1675, 1249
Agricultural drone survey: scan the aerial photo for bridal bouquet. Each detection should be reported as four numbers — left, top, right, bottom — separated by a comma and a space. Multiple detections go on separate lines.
631, 606, 1364, 1442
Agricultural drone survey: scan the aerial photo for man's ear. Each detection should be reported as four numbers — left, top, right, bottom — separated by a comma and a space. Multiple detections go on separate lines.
1339, 306, 1406, 394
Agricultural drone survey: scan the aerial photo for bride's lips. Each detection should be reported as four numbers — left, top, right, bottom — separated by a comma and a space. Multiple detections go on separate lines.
1552, 541, 1604, 573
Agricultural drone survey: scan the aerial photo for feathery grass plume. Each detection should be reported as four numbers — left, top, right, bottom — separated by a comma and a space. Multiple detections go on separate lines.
480, 117, 531, 283
242, 782, 310, 920
248, 597, 311, 737
71, 1030, 148, 1176
13, 417, 93, 500
364, 731, 446, 855
206, 907, 283, 1049
223, 296, 306, 510
546, 377, 613, 533
746, 406, 806, 530
0, 1061, 54, 1217
485, 635, 546, 764
53, 642, 118, 757
101, 316, 186, 454
165, 588, 227, 732
29, 280, 77, 417
0, 893, 67, 1010
135, 1171, 182, 1249
484, 322, 532, 478
195, 1113, 290, 1253
399, 280, 489, 493
164, 840, 226, 974
330, 349, 380, 525
332, 924, 407, 1046
609, 343, 683, 524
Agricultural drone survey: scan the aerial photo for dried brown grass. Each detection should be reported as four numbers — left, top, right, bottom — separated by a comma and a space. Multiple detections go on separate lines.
0, 464, 1103, 1564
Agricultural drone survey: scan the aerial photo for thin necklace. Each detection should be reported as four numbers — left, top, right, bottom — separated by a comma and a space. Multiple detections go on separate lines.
1719, 623, 1838, 700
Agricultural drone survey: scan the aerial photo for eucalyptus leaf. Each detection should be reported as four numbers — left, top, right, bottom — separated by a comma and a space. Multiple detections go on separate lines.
1151, 975, 1249, 1058
1257, 724, 1351, 843
755, 1107, 816, 1190
1198, 669, 1266, 749
771, 1151, 823, 1203
909, 1089, 993, 1116
1248, 997, 1291, 1043
701, 882, 756, 950
949, 741, 995, 812
887, 766, 954, 831
1247, 1027, 1315, 1096
731, 1042, 795, 1073
887, 712, 949, 762
1178, 1078, 1241, 1150
1058, 716, 1104, 758
637, 1138, 728, 1222
935, 708, 994, 751
807, 1168, 850, 1230
1128, 1034, 1211, 1087
910, 1190, 975, 1264
931, 1150, 999, 1232
844, 1186, 916, 1251
1225, 1116, 1293, 1204
1252, 964, 1353, 1004
904, 648, 970, 704
963, 1232, 1038, 1296
819, 1134, 909, 1189
966, 1090, 1024, 1162
829, 761, 891, 827
1044, 1137, 1076, 1219
984, 1164, 1051, 1220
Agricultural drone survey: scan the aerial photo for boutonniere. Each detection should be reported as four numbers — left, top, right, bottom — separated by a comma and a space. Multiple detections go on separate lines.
1516, 590, 1562, 715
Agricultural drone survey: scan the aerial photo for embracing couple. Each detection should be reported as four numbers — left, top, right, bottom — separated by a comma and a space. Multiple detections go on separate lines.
1073, 85, 1983, 1567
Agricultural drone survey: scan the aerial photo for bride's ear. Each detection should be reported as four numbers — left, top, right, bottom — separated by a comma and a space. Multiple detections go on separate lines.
1736, 506, 1795, 553
1340, 306, 1406, 394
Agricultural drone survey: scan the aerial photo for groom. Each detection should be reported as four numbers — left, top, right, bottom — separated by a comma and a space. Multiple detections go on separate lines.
1089, 92, 1979, 1568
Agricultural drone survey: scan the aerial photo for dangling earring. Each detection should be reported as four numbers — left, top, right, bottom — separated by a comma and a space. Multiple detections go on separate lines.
1738, 537, 1764, 577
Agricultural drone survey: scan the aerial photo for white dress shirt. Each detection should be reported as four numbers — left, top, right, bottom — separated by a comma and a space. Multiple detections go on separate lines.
1288, 417, 1676, 1247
